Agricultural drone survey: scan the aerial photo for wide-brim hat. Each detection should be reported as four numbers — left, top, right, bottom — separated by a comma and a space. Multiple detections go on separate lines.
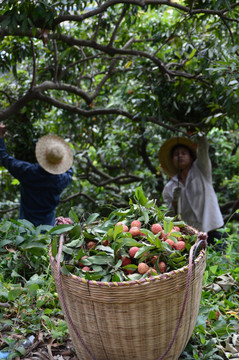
35, 134, 73, 175
158, 137, 197, 177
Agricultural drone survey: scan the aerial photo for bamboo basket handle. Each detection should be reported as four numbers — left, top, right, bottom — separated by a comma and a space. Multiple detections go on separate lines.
57, 234, 98, 360
158, 234, 207, 360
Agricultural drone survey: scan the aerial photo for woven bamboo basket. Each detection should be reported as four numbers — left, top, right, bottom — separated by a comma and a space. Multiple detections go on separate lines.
50, 229, 207, 360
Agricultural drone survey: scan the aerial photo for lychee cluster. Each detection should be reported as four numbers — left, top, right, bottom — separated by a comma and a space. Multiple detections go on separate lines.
71, 217, 192, 282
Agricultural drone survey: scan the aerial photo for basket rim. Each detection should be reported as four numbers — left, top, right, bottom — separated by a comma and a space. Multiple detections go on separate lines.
49, 247, 206, 288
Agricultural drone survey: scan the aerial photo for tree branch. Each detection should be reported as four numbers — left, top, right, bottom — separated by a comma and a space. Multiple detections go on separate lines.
30, 39, 37, 90
108, 5, 128, 47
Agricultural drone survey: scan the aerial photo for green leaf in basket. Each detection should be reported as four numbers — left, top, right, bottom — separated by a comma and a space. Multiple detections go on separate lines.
168, 235, 178, 243
122, 264, 137, 270
84, 272, 104, 281
140, 228, 155, 242
142, 209, 149, 224
126, 273, 142, 281
86, 213, 100, 225
173, 221, 185, 227
162, 241, 174, 252
92, 265, 103, 272
101, 274, 112, 282
87, 255, 114, 265
134, 245, 153, 258
75, 248, 85, 261
113, 207, 132, 218
163, 219, 173, 235
154, 236, 164, 249
113, 259, 123, 271
113, 225, 124, 240
79, 257, 91, 266
170, 231, 181, 238
114, 238, 140, 253
112, 271, 123, 282
135, 186, 148, 206
171, 254, 186, 263
62, 246, 74, 255
95, 245, 114, 254
154, 259, 161, 273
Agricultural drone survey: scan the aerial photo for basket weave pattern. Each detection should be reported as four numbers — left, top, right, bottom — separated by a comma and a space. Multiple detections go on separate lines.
50, 244, 206, 360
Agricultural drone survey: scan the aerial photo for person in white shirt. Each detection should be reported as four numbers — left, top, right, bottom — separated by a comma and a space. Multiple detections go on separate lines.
159, 135, 226, 249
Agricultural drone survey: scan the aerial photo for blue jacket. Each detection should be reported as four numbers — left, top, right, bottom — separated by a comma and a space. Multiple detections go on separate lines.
0, 138, 73, 226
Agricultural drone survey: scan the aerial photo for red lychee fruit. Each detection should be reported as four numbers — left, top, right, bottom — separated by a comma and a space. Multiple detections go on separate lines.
116, 222, 129, 232
175, 241, 186, 251
82, 266, 91, 272
147, 267, 158, 276
129, 226, 141, 237
151, 223, 163, 235
158, 261, 166, 274
139, 231, 146, 237
125, 268, 136, 275
122, 225, 129, 232
121, 256, 131, 267
173, 226, 180, 232
159, 230, 165, 239
151, 255, 158, 265
129, 246, 140, 258
138, 262, 149, 274
87, 241, 97, 250
131, 220, 141, 228
165, 239, 176, 249
102, 240, 108, 246
78, 255, 88, 267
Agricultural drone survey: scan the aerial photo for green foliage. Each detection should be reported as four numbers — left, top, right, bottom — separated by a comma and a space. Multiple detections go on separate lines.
0, 209, 238, 358
181, 229, 239, 359
0, 219, 51, 280
0, 0, 238, 220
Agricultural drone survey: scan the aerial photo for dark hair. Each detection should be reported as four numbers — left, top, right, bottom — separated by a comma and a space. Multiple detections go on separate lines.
171, 144, 196, 161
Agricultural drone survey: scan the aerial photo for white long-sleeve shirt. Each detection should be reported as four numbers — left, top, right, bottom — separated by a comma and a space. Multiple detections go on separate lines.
162, 136, 224, 233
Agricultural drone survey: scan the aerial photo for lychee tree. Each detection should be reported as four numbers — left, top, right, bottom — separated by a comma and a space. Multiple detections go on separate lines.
0, 0, 238, 221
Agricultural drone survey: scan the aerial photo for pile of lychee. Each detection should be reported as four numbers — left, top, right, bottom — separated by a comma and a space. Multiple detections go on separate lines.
115, 219, 186, 276
77, 217, 191, 280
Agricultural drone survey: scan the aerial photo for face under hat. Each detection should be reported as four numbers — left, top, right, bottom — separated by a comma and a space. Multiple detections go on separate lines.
158, 137, 197, 177
35, 134, 73, 174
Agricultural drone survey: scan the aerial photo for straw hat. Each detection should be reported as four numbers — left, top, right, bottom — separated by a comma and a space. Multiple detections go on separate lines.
35, 134, 73, 175
158, 137, 197, 177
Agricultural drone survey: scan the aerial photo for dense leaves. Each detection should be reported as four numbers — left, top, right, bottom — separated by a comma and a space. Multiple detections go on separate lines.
0, 0, 238, 221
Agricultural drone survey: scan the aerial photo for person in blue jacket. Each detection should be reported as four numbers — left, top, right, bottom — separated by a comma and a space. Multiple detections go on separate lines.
0, 122, 73, 226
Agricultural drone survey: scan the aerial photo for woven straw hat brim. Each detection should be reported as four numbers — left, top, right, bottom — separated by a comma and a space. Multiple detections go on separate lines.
35, 134, 73, 175
158, 137, 197, 177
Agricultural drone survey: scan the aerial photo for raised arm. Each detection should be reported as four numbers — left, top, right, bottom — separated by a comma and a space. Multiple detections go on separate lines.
196, 135, 212, 181
0, 122, 33, 181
